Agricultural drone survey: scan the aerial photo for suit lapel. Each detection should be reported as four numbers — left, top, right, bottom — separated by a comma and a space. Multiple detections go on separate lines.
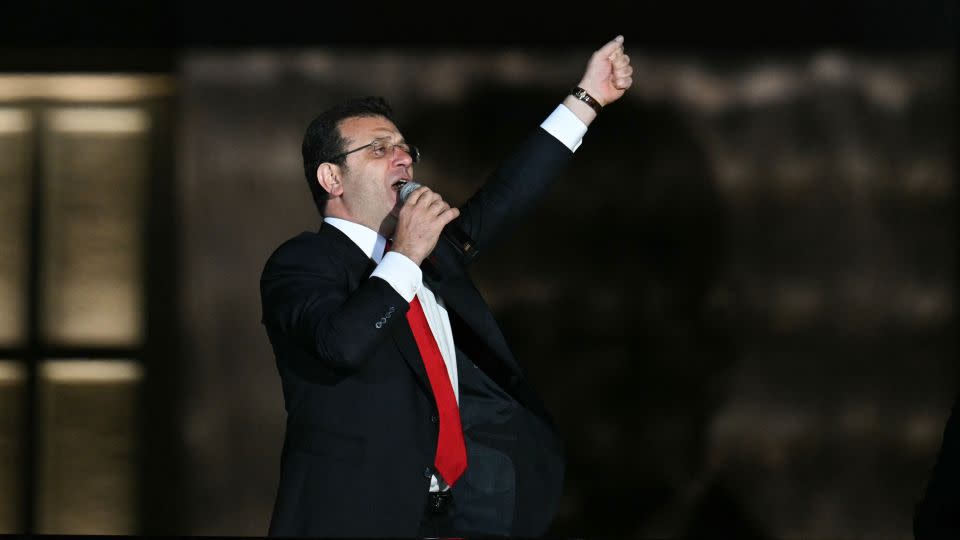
390, 318, 432, 397
318, 224, 521, 392
422, 248, 523, 379
318, 224, 432, 395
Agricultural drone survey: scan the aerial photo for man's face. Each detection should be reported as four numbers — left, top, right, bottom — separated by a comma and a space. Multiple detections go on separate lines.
335, 115, 414, 232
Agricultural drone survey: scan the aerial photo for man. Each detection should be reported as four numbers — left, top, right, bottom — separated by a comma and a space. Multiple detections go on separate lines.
261, 36, 633, 537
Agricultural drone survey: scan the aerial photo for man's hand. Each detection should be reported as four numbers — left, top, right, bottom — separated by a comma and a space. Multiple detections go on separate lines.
391, 186, 460, 266
578, 35, 633, 107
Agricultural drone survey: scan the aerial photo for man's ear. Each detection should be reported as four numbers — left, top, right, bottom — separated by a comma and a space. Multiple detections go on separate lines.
317, 163, 343, 198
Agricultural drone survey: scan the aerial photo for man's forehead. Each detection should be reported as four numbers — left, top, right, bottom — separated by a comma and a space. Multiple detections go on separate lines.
339, 115, 402, 142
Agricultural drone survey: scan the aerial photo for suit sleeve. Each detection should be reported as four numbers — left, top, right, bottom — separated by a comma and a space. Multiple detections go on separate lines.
456, 127, 574, 262
260, 250, 410, 373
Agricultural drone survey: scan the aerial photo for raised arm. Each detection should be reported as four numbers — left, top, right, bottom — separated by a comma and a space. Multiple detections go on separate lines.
456, 35, 635, 259
563, 34, 634, 126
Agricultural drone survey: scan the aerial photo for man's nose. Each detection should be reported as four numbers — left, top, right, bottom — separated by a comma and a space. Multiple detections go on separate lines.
392, 146, 413, 166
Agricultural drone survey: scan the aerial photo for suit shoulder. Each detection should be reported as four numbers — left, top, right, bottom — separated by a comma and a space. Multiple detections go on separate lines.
261, 230, 339, 277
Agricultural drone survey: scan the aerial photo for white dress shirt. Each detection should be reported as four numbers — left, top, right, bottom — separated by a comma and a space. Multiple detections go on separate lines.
324, 104, 587, 492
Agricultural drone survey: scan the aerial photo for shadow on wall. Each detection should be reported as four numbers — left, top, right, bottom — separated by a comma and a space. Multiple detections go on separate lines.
402, 86, 761, 538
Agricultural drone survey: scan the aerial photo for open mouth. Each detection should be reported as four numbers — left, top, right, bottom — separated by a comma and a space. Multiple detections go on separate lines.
391, 180, 408, 191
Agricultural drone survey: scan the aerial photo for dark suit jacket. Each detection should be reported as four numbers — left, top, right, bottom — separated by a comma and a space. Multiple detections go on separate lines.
915, 390, 960, 539
261, 127, 572, 537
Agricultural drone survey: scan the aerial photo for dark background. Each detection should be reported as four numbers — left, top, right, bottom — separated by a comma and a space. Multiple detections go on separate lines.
1, 1, 956, 63
1, 1, 957, 538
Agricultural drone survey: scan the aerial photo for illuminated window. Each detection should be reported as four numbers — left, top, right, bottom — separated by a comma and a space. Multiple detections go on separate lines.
0, 75, 173, 534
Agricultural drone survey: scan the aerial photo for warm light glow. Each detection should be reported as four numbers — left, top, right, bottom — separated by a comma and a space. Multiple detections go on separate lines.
0, 361, 24, 383
0, 119, 29, 346
0, 75, 174, 101
42, 106, 147, 346
810, 51, 854, 84
38, 358, 140, 534
675, 66, 732, 113
740, 64, 798, 106
904, 158, 951, 197
904, 412, 942, 451
771, 280, 824, 329
0, 108, 29, 133
48, 108, 149, 134
898, 282, 951, 324
41, 360, 142, 383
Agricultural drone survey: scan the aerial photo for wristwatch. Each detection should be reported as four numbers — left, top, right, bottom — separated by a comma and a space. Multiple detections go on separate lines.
570, 86, 603, 114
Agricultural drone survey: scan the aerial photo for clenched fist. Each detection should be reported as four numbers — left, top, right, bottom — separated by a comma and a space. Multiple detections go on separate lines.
579, 35, 634, 107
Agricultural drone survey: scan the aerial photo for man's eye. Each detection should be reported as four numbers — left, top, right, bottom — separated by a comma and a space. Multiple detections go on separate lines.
371, 144, 386, 156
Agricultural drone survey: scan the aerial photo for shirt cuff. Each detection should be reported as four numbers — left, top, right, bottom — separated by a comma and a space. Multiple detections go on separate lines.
371, 251, 422, 302
540, 104, 588, 152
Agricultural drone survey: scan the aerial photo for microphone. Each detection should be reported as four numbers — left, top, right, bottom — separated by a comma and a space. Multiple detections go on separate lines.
399, 181, 479, 263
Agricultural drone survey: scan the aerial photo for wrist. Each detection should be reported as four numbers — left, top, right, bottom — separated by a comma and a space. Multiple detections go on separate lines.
562, 94, 598, 126
388, 244, 424, 266
572, 84, 605, 109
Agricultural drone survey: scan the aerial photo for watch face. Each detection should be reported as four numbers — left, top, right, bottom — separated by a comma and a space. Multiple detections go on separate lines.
572, 88, 600, 111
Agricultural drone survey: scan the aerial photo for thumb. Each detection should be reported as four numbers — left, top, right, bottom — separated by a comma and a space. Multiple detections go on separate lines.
596, 35, 624, 59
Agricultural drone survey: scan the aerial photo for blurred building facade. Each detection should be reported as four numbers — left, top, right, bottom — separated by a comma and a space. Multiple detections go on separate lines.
0, 44, 955, 539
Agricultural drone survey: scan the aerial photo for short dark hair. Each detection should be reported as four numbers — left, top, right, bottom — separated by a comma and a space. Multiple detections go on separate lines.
301, 96, 397, 215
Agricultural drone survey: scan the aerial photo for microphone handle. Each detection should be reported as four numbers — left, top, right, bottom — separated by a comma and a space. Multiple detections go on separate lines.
399, 181, 478, 262
442, 219, 479, 263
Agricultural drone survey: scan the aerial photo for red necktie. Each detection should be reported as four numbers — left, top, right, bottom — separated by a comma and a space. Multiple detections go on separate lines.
385, 241, 467, 486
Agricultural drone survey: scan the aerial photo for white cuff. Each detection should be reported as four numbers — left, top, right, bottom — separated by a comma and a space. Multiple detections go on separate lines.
371, 251, 422, 302
540, 104, 587, 152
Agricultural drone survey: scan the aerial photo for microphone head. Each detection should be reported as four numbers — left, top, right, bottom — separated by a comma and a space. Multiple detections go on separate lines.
398, 181, 422, 203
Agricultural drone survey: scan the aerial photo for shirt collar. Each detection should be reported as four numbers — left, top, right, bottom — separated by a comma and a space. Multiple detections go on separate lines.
323, 217, 388, 263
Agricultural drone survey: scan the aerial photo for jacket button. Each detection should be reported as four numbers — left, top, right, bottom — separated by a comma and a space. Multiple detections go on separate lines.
430, 414, 439, 424
423, 467, 432, 478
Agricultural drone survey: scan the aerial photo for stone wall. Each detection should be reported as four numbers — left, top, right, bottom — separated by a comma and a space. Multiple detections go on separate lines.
179, 48, 956, 538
